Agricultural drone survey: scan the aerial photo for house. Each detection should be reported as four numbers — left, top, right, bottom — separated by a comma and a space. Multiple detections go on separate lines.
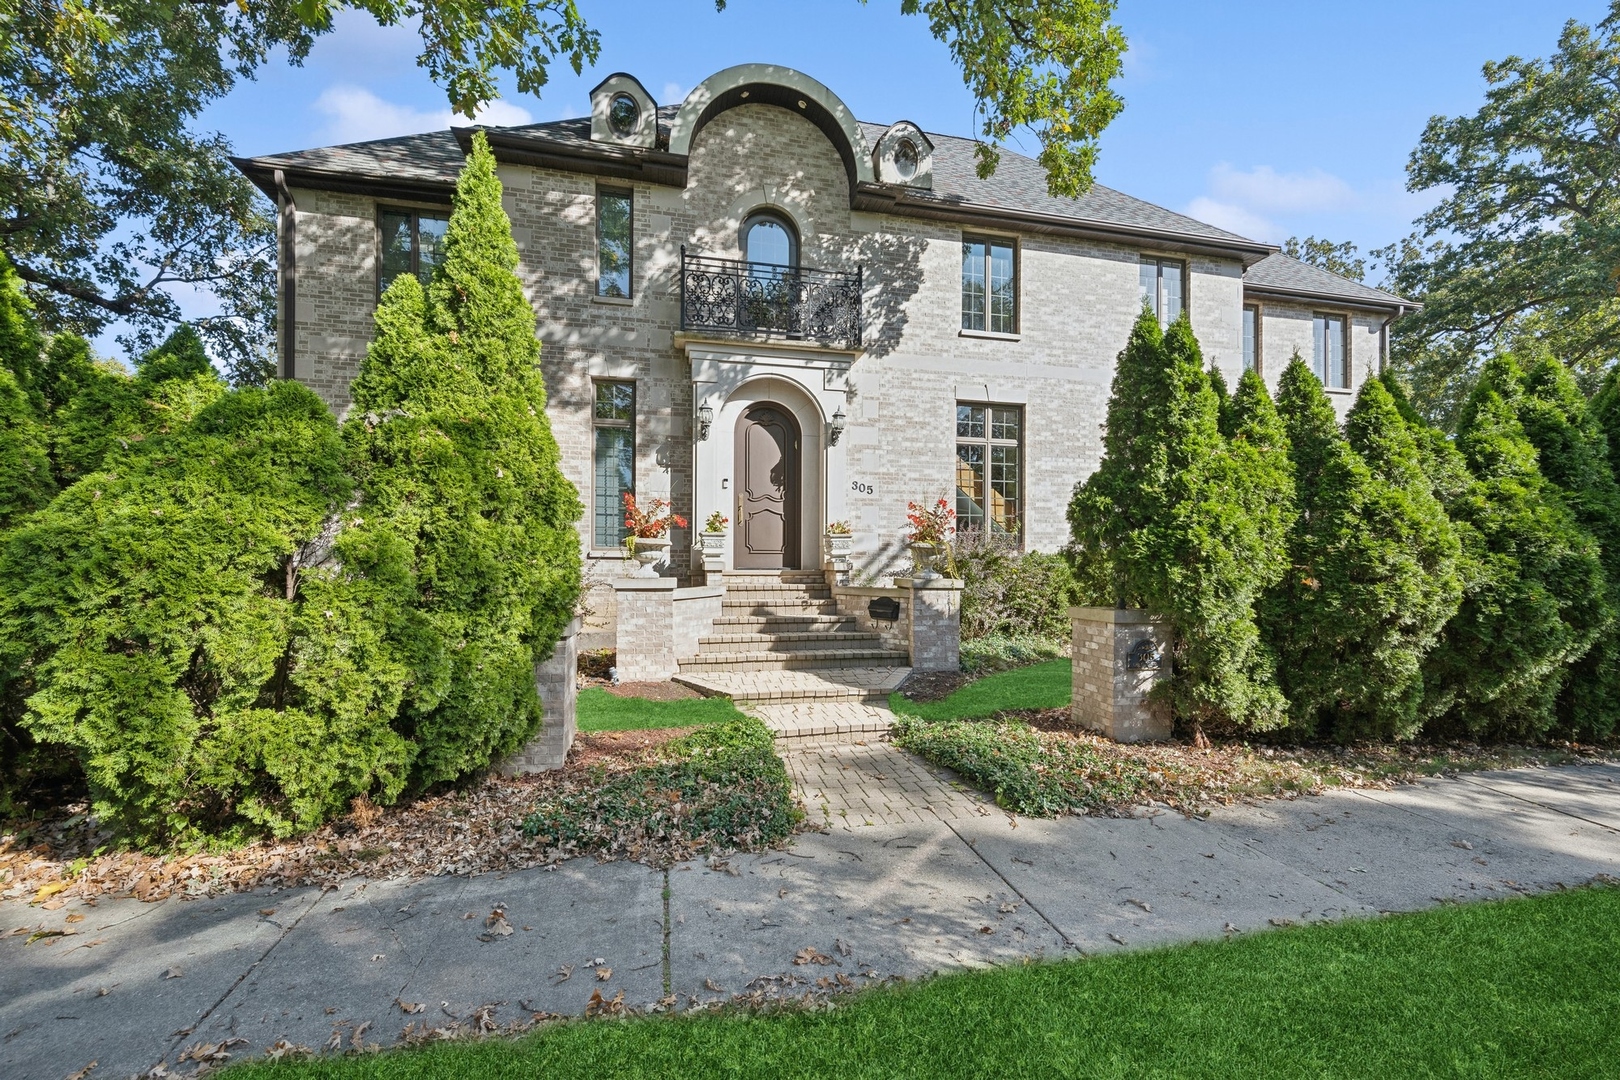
234, 63, 1412, 705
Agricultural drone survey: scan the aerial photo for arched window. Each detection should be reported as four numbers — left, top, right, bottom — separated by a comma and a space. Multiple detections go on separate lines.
742, 210, 798, 268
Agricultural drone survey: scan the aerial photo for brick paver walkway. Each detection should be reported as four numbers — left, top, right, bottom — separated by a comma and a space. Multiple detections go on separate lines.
782, 737, 993, 828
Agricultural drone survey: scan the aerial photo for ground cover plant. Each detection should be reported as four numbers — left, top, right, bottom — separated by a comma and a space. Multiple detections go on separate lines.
576, 688, 748, 733
957, 634, 1069, 677
889, 659, 1071, 721
230, 885, 1620, 1079
522, 715, 798, 865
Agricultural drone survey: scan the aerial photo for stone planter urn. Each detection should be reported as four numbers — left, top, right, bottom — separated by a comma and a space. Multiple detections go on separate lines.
909, 541, 942, 581
698, 531, 726, 558
824, 531, 853, 561
628, 536, 670, 578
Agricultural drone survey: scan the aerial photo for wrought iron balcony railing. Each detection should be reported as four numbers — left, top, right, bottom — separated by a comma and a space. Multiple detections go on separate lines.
680, 248, 862, 349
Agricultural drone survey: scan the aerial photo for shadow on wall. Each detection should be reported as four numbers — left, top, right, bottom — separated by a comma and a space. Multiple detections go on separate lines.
834, 229, 925, 361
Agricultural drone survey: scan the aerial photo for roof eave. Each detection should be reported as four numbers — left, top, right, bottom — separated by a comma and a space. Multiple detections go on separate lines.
852, 182, 1277, 266
232, 156, 457, 205
1243, 281, 1418, 314
455, 126, 689, 186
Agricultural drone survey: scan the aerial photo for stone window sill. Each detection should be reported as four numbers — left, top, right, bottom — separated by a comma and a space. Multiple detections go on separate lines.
592, 294, 634, 306
958, 328, 1022, 342
1325, 386, 1353, 395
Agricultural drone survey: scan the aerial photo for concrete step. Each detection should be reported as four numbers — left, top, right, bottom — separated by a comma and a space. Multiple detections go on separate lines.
697, 631, 884, 652
723, 572, 827, 586
747, 702, 897, 744
712, 614, 856, 632
677, 648, 910, 673
721, 601, 842, 617
674, 666, 913, 705
723, 587, 833, 603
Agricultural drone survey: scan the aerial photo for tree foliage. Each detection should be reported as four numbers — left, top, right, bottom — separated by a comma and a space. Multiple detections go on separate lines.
1421, 356, 1609, 737
1069, 311, 1289, 731
344, 131, 582, 788
1282, 236, 1366, 282
1262, 363, 1463, 741
1381, 3, 1620, 425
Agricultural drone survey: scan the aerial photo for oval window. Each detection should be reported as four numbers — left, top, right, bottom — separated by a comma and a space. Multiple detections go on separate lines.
608, 93, 639, 137
742, 212, 797, 268
894, 138, 918, 181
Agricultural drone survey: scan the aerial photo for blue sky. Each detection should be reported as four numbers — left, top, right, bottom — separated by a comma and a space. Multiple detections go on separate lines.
154, 1, 1610, 352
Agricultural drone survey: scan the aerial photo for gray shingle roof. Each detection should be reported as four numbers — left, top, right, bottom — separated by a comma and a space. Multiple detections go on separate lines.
1243, 253, 1409, 309
239, 106, 1409, 308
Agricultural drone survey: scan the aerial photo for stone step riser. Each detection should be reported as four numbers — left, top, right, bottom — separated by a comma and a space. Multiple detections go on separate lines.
722, 606, 842, 618
677, 652, 908, 673
722, 592, 834, 604
722, 576, 827, 587
696, 636, 883, 654
712, 616, 856, 629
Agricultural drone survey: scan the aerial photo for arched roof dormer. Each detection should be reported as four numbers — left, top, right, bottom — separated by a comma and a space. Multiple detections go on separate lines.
667, 64, 876, 191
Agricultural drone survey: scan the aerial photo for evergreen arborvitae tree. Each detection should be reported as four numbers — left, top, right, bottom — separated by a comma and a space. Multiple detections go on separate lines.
1207, 363, 1232, 436
1070, 310, 1288, 731
1589, 364, 1620, 481
344, 130, 583, 788
1514, 355, 1620, 737
1378, 368, 1474, 506
1421, 355, 1608, 737
0, 254, 44, 413
0, 368, 52, 528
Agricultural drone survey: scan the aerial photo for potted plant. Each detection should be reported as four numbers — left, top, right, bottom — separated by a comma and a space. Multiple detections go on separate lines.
824, 519, 853, 560
905, 498, 955, 580
623, 493, 687, 578
699, 510, 729, 558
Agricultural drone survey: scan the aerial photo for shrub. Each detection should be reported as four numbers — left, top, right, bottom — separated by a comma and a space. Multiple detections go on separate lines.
1262, 364, 1463, 741
0, 381, 414, 844
1421, 356, 1608, 738
0, 367, 53, 528
343, 131, 583, 789
959, 634, 1070, 677
521, 716, 796, 860
1068, 311, 1291, 731
954, 529, 1076, 641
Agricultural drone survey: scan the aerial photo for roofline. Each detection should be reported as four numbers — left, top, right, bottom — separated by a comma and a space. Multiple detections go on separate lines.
451, 126, 689, 186
852, 182, 1278, 266
1243, 281, 1418, 314
232, 157, 455, 205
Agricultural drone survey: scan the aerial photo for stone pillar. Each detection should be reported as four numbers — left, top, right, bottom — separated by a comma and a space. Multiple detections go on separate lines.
901, 576, 963, 673
612, 577, 678, 682
1070, 606, 1172, 743
500, 616, 581, 774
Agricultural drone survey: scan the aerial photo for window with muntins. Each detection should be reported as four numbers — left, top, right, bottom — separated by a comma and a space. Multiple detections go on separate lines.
961, 236, 1016, 334
1138, 256, 1185, 324
378, 208, 449, 296
956, 403, 1022, 538
1313, 313, 1348, 388
1242, 305, 1260, 372
597, 189, 633, 298
592, 381, 635, 548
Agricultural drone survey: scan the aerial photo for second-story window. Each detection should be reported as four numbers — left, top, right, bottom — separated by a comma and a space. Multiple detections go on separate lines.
1313, 313, 1348, 389
962, 236, 1016, 334
592, 381, 635, 548
1139, 256, 1185, 324
1242, 304, 1260, 372
378, 208, 449, 296
956, 403, 1022, 538
597, 189, 633, 298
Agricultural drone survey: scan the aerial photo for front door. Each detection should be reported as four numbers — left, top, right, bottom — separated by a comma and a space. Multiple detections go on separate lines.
735, 404, 800, 570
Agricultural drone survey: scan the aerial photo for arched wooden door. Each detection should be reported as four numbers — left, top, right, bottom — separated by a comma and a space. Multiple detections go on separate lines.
734, 404, 800, 570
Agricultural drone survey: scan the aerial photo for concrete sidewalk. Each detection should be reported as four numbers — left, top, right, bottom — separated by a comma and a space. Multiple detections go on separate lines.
4, 761, 1618, 1080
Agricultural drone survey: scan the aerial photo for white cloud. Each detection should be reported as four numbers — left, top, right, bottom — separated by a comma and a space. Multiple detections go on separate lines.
1184, 197, 1279, 243
1206, 163, 1358, 215
312, 85, 532, 143
662, 82, 687, 106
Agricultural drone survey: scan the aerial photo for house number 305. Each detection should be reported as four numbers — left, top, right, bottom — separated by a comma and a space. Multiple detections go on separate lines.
851, 480, 874, 495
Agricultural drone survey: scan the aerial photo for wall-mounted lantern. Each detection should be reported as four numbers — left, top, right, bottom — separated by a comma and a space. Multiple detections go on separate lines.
695, 401, 714, 442
828, 405, 847, 447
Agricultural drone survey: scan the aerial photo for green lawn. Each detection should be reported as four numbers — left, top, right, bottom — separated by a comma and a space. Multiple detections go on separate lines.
575, 687, 747, 732
889, 658, 1071, 720
237, 886, 1620, 1079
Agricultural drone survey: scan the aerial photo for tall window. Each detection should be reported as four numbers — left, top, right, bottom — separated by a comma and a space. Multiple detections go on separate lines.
592, 381, 635, 548
956, 404, 1022, 537
1242, 305, 1260, 372
1139, 256, 1185, 324
962, 236, 1016, 334
1313, 313, 1348, 388
597, 189, 633, 298
378, 208, 449, 295
742, 211, 797, 267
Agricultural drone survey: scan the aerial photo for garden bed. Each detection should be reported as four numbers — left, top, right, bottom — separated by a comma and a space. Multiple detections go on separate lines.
0, 718, 798, 906
892, 707, 1616, 818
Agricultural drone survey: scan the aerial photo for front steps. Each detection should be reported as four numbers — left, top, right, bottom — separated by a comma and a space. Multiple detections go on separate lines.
673, 571, 911, 707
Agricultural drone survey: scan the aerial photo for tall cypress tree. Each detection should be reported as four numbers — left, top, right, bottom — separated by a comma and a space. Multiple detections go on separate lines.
0, 368, 52, 529
344, 130, 583, 787
1514, 355, 1620, 737
1421, 356, 1607, 736
1070, 312, 1288, 731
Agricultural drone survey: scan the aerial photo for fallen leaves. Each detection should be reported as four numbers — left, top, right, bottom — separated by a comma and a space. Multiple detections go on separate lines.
594, 966, 613, 981
584, 988, 625, 1017
263, 1040, 312, 1061
64, 912, 85, 924
65, 1062, 96, 1080
703, 977, 724, 992
477, 909, 513, 942
162, 967, 183, 979
395, 998, 425, 1015
177, 1037, 248, 1065
550, 964, 574, 984
792, 947, 834, 966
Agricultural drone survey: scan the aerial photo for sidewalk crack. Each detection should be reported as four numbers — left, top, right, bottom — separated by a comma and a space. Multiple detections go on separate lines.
936, 817, 1074, 951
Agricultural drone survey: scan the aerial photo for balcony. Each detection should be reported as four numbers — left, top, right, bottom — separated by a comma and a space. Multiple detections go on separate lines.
679, 248, 862, 350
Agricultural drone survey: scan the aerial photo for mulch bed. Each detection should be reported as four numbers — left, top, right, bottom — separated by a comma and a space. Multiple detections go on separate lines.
0, 727, 717, 908
577, 677, 703, 701
896, 670, 968, 703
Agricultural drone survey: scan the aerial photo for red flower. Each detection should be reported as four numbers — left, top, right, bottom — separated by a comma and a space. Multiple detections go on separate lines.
622, 492, 687, 539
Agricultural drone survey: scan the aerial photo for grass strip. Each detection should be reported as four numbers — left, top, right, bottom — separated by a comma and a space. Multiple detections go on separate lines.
235, 885, 1620, 1079
576, 687, 747, 732
889, 658, 1071, 721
